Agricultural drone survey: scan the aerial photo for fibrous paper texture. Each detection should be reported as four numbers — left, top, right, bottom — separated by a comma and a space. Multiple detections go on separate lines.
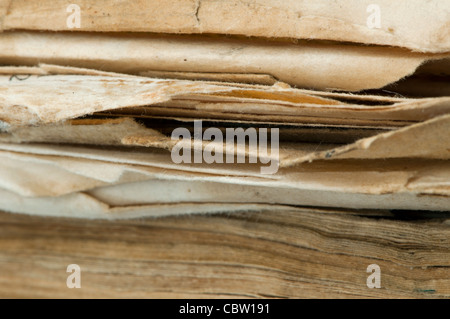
0, 65, 448, 217
1, 0, 449, 53
0, 32, 449, 91
0, 1, 448, 219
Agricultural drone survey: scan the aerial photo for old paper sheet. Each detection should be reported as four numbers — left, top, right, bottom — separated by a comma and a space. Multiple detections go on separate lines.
1, 0, 449, 53
0, 32, 448, 91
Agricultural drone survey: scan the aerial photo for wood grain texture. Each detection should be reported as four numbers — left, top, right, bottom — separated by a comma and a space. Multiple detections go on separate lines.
0, 208, 449, 299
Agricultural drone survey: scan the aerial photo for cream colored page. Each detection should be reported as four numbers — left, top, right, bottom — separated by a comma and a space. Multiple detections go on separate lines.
1, 0, 449, 52
282, 115, 450, 166
0, 74, 241, 125
0, 142, 448, 198
0, 31, 441, 91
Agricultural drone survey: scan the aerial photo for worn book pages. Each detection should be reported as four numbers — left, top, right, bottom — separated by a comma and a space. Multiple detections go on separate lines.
1, 0, 449, 53
2, 115, 448, 166
0, 142, 448, 217
0, 66, 448, 172
1, 208, 450, 298
0, 13, 448, 220
1, 1, 450, 302
1, 67, 449, 127
1, 32, 449, 91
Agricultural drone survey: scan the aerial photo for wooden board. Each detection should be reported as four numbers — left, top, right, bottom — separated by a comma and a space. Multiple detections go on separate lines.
0, 208, 449, 299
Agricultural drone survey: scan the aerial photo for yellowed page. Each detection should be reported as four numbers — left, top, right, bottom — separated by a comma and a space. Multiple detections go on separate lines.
1, 0, 449, 52
0, 31, 446, 91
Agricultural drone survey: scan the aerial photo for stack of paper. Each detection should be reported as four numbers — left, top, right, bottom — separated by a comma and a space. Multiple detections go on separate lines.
0, 0, 448, 219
